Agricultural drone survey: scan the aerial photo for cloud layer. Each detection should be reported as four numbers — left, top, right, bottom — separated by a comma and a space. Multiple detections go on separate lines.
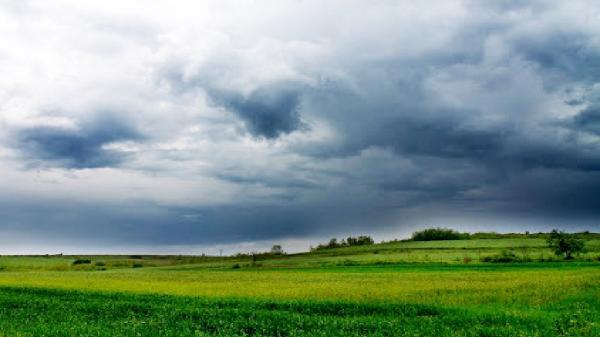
0, 0, 599, 252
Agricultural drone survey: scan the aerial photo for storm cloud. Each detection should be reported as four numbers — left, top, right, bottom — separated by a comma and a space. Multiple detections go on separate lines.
0, 0, 599, 253
206, 82, 306, 139
14, 115, 141, 168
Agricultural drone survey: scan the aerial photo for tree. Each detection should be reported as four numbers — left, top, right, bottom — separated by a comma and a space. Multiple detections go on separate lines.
547, 230, 584, 260
270, 244, 284, 255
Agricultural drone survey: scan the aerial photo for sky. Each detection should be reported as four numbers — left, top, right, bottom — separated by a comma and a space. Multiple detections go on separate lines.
0, 0, 599, 254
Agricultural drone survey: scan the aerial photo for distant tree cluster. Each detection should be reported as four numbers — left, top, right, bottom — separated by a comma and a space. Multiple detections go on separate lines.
270, 245, 284, 255
411, 228, 471, 241
312, 236, 375, 251
232, 245, 286, 261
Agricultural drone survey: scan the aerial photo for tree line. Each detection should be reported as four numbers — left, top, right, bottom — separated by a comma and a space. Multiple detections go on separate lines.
311, 236, 375, 251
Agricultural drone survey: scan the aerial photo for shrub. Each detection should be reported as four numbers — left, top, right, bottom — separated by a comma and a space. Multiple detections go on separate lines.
72, 259, 91, 265
95, 261, 106, 267
336, 259, 359, 266
482, 251, 521, 263
411, 228, 470, 241
132, 263, 143, 268
231, 263, 241, 269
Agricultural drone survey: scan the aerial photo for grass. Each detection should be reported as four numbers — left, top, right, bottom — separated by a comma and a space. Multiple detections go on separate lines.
0, 255, 221, 271
0, 286, 596, 337
0, 237, 597, 336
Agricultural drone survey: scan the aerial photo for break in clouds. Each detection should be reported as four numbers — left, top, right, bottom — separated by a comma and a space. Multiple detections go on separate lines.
0, 0, 599, 252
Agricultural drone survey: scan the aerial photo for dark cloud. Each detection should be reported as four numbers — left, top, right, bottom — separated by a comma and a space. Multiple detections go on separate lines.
473, 167, 600, 218
572, 105, 600, 136
14, 115, 141, 169
158, 58, 306, 139
214, 172, 319, 190
512, 31, 600, 83
207, 82, 306, 139
379, 115, 505, 159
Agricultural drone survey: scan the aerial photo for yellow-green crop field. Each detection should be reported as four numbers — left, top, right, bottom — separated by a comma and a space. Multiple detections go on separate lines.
0, 238, 598, 336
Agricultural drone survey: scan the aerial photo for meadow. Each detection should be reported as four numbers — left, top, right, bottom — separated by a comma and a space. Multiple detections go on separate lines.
0, 236, 598, 336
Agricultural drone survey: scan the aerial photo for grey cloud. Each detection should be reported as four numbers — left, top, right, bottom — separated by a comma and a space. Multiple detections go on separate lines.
214, 172, 319, 191
572, 105, 600, 135
14, 115, 141, 169
159, 57, 308, 139
512, 31, 600, 84
297, 82, 510, 164
379, 114, 506, 159
473, 167, 600, 218
205, 82, 307, 139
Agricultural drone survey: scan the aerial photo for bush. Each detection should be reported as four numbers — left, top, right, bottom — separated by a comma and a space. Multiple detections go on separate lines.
482, 251, 521, 263
72, 259, 91, 265
132, 263, 143, 268
336, 259, 359, 266
95, 261, 106, 267
411, 228, 470, 241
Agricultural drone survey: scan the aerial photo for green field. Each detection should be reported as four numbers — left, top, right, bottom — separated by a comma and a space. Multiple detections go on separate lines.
0, 237, 598, 336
